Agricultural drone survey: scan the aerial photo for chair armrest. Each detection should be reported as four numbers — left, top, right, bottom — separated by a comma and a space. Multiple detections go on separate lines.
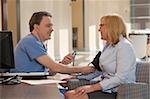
117, 83, 149, 99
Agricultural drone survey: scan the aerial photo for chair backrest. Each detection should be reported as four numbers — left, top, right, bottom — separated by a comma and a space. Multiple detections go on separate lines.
136, 61, 150, 84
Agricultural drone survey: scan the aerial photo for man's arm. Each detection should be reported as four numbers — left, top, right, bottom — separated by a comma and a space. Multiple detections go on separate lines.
36, 55, 95, 74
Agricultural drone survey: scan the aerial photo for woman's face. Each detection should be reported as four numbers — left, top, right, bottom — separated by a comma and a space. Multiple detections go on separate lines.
98, 18, 108, 41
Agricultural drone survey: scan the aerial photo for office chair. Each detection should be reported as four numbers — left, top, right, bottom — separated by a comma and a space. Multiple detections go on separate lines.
117, 61, 150, 99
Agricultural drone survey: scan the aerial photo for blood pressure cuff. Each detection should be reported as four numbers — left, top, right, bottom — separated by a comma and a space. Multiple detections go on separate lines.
91, 51, 102, 71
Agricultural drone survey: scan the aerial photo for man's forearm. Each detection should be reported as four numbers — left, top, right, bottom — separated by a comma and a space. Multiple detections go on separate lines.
56, 64, 82, 74
52, 62, 83, 74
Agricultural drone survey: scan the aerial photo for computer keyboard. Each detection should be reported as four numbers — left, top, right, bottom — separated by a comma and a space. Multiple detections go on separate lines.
0, 72, 50, 80
1, 72, 49, 76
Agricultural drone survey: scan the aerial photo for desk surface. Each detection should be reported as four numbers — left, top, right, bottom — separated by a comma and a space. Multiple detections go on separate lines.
0, 83, 61, 99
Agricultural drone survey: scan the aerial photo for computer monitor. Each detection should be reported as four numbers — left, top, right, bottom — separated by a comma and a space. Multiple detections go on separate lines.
0, 31, 15, 72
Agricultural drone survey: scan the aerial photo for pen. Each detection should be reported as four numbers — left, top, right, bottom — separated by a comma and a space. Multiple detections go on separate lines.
72, 51, 76, 66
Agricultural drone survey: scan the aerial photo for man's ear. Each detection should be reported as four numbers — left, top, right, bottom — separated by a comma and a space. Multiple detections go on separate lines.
33, 24, 39, 31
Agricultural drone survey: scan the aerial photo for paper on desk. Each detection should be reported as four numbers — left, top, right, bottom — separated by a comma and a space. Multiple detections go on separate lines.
21, 79, 66, 85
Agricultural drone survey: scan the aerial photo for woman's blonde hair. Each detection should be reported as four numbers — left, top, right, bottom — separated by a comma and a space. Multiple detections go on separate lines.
101, 14, 128, 45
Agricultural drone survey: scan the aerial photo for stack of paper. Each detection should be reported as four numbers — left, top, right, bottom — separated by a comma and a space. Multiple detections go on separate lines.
21, 79, 66, 85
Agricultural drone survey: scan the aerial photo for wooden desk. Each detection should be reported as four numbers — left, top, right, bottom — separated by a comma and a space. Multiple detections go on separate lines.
0, 83, 61, 99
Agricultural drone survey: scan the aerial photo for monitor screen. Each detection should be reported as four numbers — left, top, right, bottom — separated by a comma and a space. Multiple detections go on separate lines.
0, 31, 15, 72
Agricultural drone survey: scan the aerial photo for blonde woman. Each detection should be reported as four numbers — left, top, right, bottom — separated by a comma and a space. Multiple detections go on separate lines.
65, 14, 136, 99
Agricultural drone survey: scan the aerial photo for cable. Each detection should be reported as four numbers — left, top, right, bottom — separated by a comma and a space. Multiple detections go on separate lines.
1, 75, 22, 85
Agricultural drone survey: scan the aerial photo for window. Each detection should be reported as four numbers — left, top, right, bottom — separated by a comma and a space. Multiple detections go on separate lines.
130, 0, 150, 32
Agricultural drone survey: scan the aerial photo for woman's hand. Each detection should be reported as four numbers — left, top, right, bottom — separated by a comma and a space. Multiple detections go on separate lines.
65, 89, 88, 99
59, 53, 74, 65
75, 83, 101, 94
64, 83, 101, 99
75, 85, 94, 94
81, 66, 95, 74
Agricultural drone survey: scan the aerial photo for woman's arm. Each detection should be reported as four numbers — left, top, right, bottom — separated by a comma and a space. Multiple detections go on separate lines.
76, 70, 102, 80
74, 83, 102, 94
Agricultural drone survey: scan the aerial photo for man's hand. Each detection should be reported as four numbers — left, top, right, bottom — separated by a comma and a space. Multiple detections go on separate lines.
81, 66, 95, 74
59, 53, 74, 65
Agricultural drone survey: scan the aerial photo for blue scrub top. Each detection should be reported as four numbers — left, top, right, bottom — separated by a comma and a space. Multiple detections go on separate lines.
11, 34, 48, 72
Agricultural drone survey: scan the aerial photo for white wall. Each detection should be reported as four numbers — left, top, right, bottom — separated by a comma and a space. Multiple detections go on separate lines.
20, 0, 72, 60
84, 0, 130, 51
52, 0, 72, 60
84, 1, 99, 51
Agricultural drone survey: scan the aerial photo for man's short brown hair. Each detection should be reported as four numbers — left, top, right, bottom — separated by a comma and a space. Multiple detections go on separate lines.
29, 11, 52, 32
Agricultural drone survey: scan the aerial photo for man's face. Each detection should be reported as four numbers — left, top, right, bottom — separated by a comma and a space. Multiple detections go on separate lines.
36, 16, 54, 41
